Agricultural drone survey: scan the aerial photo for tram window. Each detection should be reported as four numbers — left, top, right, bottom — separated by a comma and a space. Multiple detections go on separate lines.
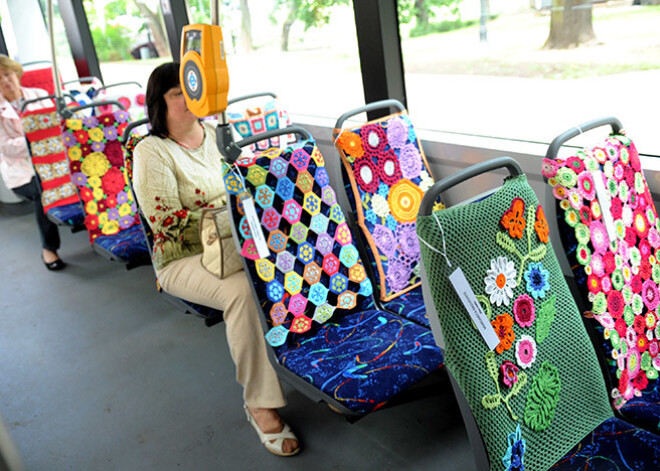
81, 0, 172, 88
33, 0, 78, 80
399, 0, 660, 156
203, 1, 363, 120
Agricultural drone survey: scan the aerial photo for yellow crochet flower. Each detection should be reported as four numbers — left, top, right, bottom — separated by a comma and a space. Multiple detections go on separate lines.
101, 219, 120, 235
118, 202, 132, 217
88, 176, 102, 188
67, 146, 82, 161
93, 187, 105, 201
81, 152, 110, 177
388, 179, 424, 224
88, 127, 105, 142
66, 118, 83, 131
86, 200, 98, 215
98, 211, 109, 226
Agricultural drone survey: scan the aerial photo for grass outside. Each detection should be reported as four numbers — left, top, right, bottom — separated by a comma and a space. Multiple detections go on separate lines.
400, 4, 660, 79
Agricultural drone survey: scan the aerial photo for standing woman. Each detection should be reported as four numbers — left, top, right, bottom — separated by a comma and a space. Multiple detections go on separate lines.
0, 56, 65, 270
132, 62, 300, 457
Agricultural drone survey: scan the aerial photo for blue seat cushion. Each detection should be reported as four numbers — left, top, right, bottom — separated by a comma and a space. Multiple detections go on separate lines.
274, 309, 443, 414
94, 224, 150, 261
381, 285, 429, 328
181, 298, 224, 321
551, 417, 660, 470
47, 202, 84, 226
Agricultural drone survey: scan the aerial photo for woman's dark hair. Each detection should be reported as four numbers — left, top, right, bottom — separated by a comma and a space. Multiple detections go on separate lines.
146, 62, 181, 138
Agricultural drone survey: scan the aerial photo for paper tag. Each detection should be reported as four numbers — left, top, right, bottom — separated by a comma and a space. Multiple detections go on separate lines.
592, 170, 616, 243
241, 195, 270, 259
449, 267, 500, 351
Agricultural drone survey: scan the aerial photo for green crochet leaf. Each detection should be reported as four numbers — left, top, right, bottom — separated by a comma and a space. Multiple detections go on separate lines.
536, 295, 556, 344
525, 205, 535, 238
482, 394, 501, 409
510, 371, 528, 397
528, 244, 547, 262
496, 231, 518, 255
524, 361, 561, 431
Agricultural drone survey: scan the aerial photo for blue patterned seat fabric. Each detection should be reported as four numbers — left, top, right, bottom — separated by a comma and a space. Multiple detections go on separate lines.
223, 140, 443, 414
550, 417, 660, 470
47, 202, 85, 227
93, 224, 150, 262
557, 210, 660, 433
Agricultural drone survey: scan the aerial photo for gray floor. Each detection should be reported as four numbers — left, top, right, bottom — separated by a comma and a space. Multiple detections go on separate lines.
0, 203, 475, 471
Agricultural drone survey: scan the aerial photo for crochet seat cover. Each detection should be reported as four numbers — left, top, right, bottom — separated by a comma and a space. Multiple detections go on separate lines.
21, 106, 80, 213
417, 174, 613, 471
334, 111, 439, 328
228, 98, 293, 152
222, 140, 443, 414
61, 110, 148, 261
542, 134, 660, 432
122, 133, 223, 323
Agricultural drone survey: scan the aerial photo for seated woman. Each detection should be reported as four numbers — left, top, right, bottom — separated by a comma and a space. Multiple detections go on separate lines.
132, 62, 300, 457
0, 56, 65, 270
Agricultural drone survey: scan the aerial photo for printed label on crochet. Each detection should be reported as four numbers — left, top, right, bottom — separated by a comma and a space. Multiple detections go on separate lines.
449, 267, 500, 350
592, 170, 616, 243
241, 194, 270, 259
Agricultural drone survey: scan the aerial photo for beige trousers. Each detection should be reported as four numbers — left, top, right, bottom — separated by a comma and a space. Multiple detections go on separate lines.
158, 254, 286, 409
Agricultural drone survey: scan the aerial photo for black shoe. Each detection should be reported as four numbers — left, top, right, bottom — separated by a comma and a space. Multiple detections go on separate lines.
43, 257, 66, 271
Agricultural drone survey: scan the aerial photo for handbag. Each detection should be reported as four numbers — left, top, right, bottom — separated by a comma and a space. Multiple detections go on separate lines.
200, 206, 244, 279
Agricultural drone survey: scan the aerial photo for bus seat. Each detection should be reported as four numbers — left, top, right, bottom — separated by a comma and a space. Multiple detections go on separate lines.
227, 92, 294, 153
332, 99, 443, 328
121, 119, 223, 327
94, 81, 147, 122
61, 104, 150, 269
222, 129, 443, 416
417, 156, 660, 470
542, 118, 660, 433
20, 97, 85, 232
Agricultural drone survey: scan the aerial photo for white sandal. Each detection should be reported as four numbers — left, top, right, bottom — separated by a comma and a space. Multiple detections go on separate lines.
244, 405, 301, 457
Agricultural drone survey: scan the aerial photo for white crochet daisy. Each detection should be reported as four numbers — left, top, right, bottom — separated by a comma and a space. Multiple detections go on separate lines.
484, 256, 518, 307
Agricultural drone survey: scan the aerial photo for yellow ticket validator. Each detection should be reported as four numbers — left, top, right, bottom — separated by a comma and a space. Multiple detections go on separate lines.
180, 24, 229, 118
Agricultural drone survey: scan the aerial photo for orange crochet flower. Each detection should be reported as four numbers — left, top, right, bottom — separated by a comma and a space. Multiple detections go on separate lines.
388, 179, 424, 223
338, 131, 364, 159
500, 198, 526, 239
534, 205, 549, 244
491, 313, 515, 354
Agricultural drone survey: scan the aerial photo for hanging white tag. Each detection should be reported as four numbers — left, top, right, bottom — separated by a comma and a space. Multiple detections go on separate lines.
449, 267, 500, 351
241, 195, 270, 259
592, 170, 616, 244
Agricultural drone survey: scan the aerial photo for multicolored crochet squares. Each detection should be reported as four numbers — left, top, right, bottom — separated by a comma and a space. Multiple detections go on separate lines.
542, 134, 660, 409
222, 141, 372, 347
21, 106, 79, 212
61, 111, 140, 243
335, 112, 437, 301
228, 99, 292, 152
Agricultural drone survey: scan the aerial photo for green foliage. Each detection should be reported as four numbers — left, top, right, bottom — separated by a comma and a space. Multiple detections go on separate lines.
410, 19, 477, 37
536, 295, 556, 344
273, 0, 349, 30
90, 25, 133, 62
397, 0, 461, 24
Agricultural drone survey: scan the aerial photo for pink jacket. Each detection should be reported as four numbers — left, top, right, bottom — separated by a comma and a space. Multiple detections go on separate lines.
0, 87, 51, 189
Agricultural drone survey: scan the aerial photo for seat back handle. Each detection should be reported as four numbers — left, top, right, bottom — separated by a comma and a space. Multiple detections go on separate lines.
545, 116, 623, 160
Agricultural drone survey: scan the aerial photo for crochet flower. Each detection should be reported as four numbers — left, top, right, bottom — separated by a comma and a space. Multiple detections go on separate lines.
100, 113, 115, 126
360, 124, 386, 154
642, 279, 660, 311
565, 156, 585, 174
607, 290, 625, 318
119, 215, 134, 229
104, 126, 119, 141
67, 145, 82, 160
395, 223, 420, 260
491, 313, 515, 354
373, 224, 396, 258
104, 141, 125, 167
66, 118, 83, 131
398, 143, 422, 180
87, 127, 104, 142
556, 167, 577, 188
81, 152, 110, 177
485, 257, 517, 307
354, 157, 380, 193
513, 294, 535, 327
371, 194, 391, 219
386, 259, 412, 292
534, 206, 549, 244
388, 179, 423, 224
500, 361, 519, 388
90, 141, 106, 153
101, 219, 120, 236
541, 159, 559, 178
515, 335, 537, 369
502, 424, 526, 471
71, 172, 87, 186
101, 168, 126, 195
114, 110, 130, 123
589, 221, 609, 254
74, 129, 89, 144
524, 262, 550, 299
386, 116, 408, 149
378, 150, 402, 185
82, 116, 99, 128
500, 198, 525, 239
338, 131, 364, 160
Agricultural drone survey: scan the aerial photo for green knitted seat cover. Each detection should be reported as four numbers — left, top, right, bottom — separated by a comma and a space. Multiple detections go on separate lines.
417, 175, 612, 471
